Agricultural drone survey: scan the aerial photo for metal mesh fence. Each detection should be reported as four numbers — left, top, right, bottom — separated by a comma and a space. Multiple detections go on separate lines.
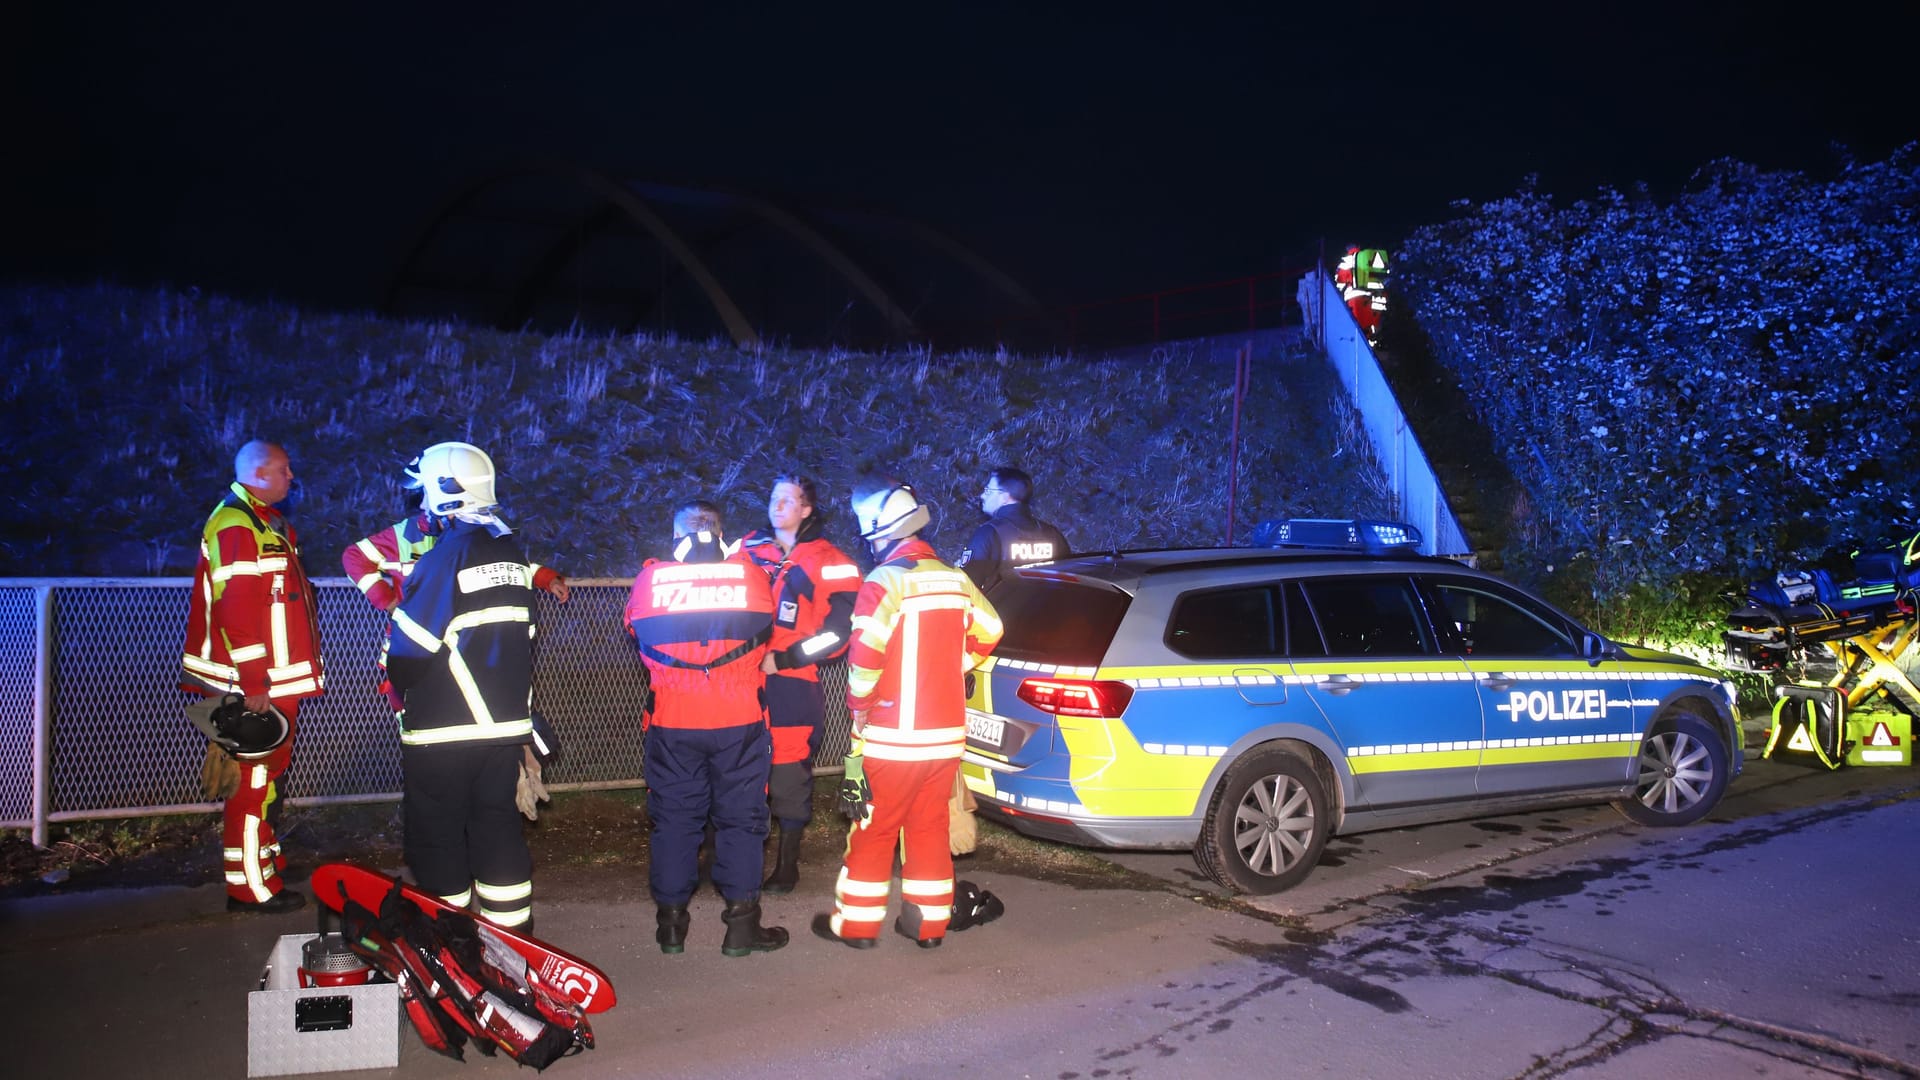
0, 587, 40, 826
1, 579, 854, 835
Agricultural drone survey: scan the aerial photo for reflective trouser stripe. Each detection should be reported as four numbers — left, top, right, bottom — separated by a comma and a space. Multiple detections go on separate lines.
476, 878, 535, 925
829, 755, 959, 941
480, 904, 532, 928
221, 710, 295, 904
232, 814, 271, 902
475, 879, 533, 903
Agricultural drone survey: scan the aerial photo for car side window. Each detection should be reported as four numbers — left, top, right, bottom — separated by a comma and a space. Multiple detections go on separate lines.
1298, 576, 1435, 657
1167, 585, 1277, 658
1282, 580, 1326, 657
1428, 581, 1577, 657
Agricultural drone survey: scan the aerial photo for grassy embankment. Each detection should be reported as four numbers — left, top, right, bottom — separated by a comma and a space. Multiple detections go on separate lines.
1, 282, 1389, 578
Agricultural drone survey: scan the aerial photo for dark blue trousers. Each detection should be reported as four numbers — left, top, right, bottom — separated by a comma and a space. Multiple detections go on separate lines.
643, 722, 772, 906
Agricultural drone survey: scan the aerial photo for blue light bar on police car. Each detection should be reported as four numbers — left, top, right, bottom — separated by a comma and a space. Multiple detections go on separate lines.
1247, 518, 1423, 553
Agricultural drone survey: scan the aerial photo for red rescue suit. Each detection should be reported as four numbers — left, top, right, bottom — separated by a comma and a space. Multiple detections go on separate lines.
739, 527, 860, 766
624, 556, 775, 731
625, 555, 777, 905
180, 482, 325, 904
828, 538, 1002, 943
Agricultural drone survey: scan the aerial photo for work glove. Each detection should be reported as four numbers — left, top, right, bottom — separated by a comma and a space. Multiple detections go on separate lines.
200, 742, 241, 800
948, 770, 978, 856
515, 747, 550, 820
838, 753, 872, 824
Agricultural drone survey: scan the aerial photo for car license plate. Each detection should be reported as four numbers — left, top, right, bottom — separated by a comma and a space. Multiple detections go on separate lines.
966, 713, 1006, 749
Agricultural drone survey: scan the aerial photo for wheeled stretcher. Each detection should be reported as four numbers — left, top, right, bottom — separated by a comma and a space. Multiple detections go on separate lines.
1723, 538, 1920, 768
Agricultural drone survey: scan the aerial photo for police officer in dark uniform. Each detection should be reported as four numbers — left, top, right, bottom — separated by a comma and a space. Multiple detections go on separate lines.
956, 466, 1071, 590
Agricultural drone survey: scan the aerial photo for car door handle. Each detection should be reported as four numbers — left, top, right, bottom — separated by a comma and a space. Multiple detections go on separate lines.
1317, 675, 1360, 695
1480, 675, 1516, 691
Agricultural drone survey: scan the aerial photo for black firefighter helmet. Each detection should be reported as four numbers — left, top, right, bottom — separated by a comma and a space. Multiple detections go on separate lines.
187, 693, 291, 760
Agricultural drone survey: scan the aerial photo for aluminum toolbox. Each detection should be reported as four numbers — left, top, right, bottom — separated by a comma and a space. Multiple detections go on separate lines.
247, 933, 399, 1077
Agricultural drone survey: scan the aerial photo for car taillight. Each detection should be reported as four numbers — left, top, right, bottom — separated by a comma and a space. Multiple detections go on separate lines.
1016, 678, 1133, 718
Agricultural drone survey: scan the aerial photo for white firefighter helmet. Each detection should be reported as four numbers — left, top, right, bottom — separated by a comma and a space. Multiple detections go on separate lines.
414, 442, 498, 517
851, 483, 929, 544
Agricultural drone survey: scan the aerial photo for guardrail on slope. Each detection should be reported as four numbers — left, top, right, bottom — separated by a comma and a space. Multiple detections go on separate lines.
1297, 270, 1471, 558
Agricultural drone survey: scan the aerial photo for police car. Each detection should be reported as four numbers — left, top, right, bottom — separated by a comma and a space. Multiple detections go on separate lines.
961, 520, 1741, 895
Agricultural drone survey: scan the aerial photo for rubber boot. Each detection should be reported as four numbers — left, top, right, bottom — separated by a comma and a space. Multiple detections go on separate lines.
762, 823, 804, 894
895, 910, 941, 949
656, 904, 690, 955
720, 899, 788, 957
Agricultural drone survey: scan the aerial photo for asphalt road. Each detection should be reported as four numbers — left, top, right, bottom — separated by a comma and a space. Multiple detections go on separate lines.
4, 756, 1916, 1079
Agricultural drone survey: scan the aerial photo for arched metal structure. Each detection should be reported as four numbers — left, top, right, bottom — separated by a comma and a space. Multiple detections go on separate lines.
383, 163, 1041, 348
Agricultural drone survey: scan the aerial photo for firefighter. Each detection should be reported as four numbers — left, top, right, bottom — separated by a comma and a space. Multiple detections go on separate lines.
738, 474, 860, 893
1344, 281, 1379, 341
344, 454, 570, 712
813, 479, 1003, 950
1357, 247, 1390, 341
625, 500, 787, 957
181, 439, 324, 914
1334, 245, 1359, 289
955, 466, 1071, 590
385, 442, 539, 931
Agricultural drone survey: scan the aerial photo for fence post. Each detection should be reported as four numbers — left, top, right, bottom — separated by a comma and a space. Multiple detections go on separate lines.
33, 585, 50, 848
1226, 343, 1250, 545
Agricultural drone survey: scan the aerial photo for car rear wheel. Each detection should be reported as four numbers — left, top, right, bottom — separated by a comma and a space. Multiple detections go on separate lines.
1612, 713, 1729, 826
1194, 745, 1329, 894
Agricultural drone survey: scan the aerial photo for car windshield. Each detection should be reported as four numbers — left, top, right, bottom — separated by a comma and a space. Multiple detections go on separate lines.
988, 577, 1131, 667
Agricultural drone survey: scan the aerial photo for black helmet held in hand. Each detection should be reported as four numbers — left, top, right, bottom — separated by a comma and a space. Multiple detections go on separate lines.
188, 693, 291, 760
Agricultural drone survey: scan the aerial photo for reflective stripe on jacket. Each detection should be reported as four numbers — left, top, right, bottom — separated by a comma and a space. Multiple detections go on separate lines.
181, 482, 325, 701
846, 538, 1002, 762
740, 529, 860, 683
387, 521, 537, 746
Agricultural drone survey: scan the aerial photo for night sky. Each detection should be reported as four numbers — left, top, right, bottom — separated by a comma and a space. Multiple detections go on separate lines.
11, 2, 1918, 316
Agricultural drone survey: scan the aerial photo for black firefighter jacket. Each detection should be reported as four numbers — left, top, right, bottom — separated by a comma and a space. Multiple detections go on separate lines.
387, 519, 537, 747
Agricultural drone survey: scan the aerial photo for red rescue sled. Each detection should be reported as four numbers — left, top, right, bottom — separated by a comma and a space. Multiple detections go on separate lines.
311, 862, 618, 1014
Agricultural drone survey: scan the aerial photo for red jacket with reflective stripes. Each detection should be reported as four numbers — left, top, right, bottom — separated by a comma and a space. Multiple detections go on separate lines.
181, 483, 325, 702
344, 513, 558, 611
845, 538, 1002, 761
624, 556, 774, 730
739, 528, 860, 683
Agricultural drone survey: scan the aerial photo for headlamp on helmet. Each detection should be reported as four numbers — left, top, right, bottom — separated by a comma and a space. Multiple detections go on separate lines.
673, 529, 735, 564
401, 453, 426, 493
